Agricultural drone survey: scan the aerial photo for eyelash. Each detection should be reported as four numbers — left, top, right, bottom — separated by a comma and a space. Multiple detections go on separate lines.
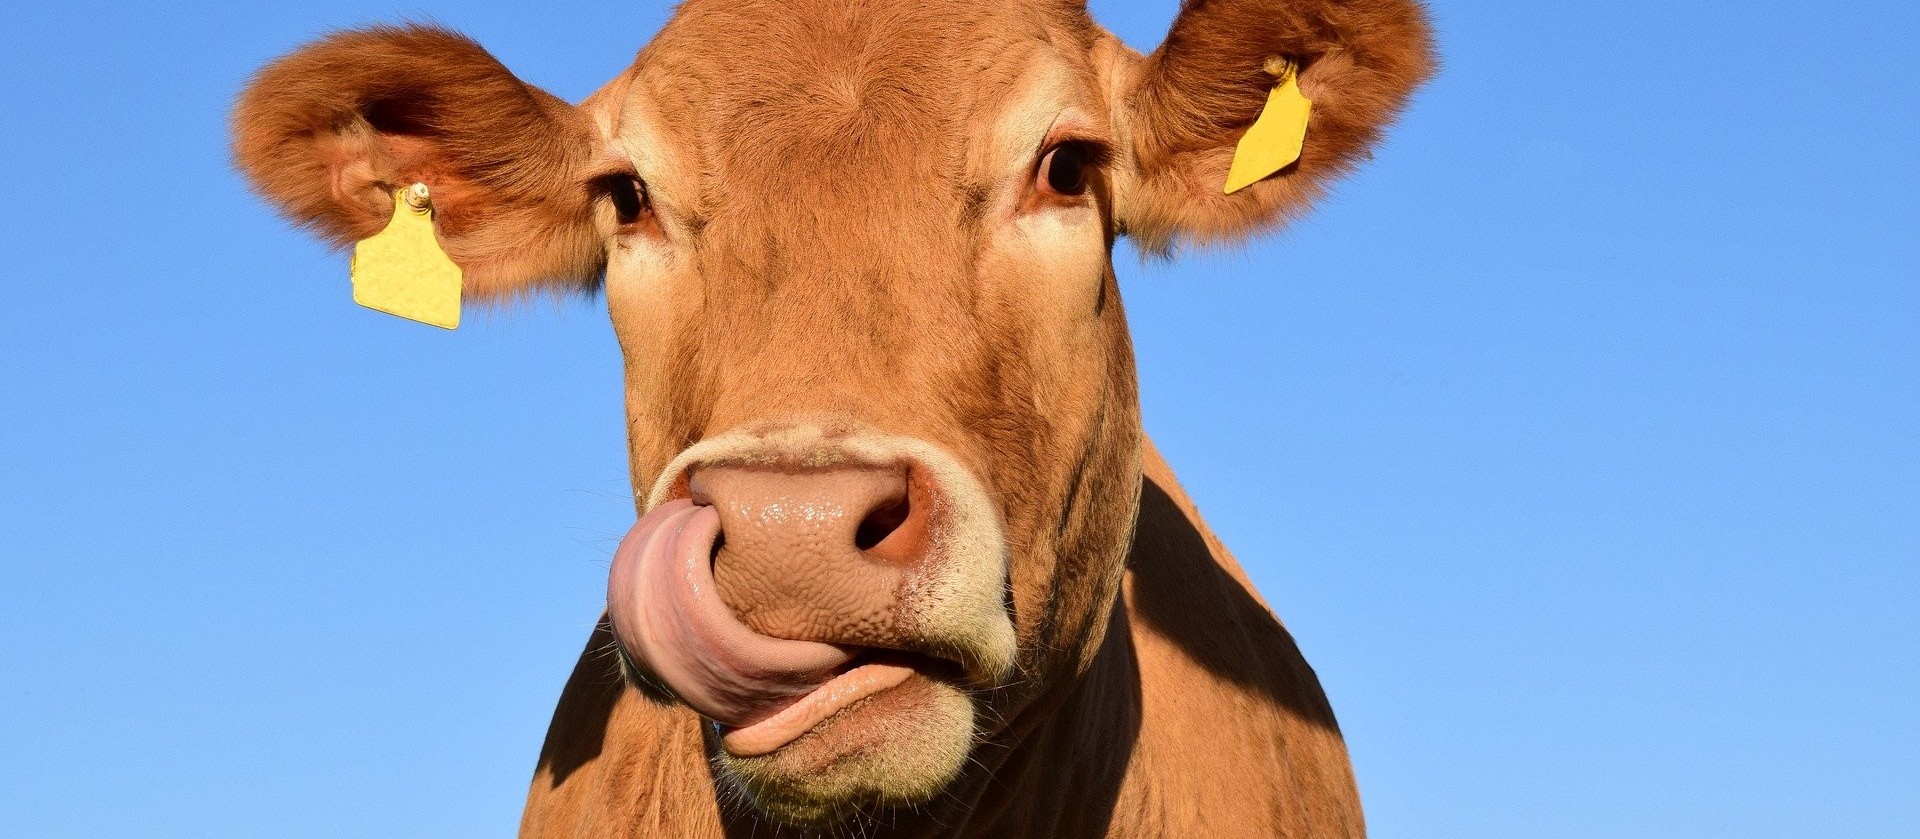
599, 174, 649, 227
1033, 139, 1109, 203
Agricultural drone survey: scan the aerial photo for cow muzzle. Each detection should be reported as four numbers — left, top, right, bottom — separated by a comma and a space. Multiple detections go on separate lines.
606, 428, 1017, 762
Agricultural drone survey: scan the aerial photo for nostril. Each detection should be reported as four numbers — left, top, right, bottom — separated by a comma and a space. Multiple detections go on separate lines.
854, 493, 911, 551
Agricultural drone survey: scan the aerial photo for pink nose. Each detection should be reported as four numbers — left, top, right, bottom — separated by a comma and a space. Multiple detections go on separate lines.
690, 463, 931, 646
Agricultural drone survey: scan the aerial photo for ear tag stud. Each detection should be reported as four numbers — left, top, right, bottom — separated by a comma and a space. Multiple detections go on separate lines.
1224, 58, 1314, 195
350, 183, 462, 329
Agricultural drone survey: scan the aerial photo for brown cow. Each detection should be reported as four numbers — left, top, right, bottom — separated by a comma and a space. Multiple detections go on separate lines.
232, 0, 1432, 835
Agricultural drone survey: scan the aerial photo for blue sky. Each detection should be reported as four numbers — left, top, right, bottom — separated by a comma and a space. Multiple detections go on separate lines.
2, 1, 1914, 836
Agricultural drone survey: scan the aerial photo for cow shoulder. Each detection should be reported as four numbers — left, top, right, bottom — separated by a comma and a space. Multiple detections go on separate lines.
1111, 439, 1364, 835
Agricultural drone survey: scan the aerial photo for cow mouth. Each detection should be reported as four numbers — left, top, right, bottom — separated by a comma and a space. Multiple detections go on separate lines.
607, 498, 974, 757
716, 650, 964, 757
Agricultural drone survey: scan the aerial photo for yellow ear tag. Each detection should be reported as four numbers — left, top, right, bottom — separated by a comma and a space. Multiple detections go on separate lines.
350, 184, 462, 329
1224, 58, 1314, 195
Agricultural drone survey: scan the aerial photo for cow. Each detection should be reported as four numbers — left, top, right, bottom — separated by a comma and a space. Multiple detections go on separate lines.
231, 0, 1432, 835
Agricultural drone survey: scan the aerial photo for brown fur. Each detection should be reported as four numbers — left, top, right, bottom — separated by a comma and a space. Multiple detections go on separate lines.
231, 26, 606, 297
229, 1, 1433, 835
1116, 0, 1435, 252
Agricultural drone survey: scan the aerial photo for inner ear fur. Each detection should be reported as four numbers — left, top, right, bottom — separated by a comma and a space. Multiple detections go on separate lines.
231, 24, 604, 297
1112, 0, 1435, 252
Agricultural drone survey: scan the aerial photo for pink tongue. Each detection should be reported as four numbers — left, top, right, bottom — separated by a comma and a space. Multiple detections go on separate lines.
606, 499, 855, 729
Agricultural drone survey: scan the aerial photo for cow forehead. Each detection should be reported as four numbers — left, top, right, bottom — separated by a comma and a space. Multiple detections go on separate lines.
609, 0, 1103, 220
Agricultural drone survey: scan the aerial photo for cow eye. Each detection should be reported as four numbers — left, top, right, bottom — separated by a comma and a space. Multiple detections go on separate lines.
607, 175, 648, 226
1038, 143, 1091, 198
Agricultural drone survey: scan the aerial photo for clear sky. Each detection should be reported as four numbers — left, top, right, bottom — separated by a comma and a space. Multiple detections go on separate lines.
2, 1, 1914, 836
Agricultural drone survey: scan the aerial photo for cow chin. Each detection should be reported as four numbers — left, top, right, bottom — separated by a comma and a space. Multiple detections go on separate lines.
713, 674, 976, 827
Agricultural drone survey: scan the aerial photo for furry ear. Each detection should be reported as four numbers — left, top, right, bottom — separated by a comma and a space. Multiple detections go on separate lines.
1107, 0, 1435, 252
231, 24, 605, 297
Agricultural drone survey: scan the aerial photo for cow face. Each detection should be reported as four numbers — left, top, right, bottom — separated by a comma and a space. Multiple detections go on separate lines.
233, 0, 1430, 827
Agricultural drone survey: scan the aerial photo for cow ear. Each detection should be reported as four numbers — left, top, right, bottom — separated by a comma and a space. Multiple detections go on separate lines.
1106, 0, 1435, 253
231, 25, 605, 298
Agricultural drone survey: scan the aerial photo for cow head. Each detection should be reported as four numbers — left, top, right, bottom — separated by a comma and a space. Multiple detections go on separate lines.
233, 0, 1430, 827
